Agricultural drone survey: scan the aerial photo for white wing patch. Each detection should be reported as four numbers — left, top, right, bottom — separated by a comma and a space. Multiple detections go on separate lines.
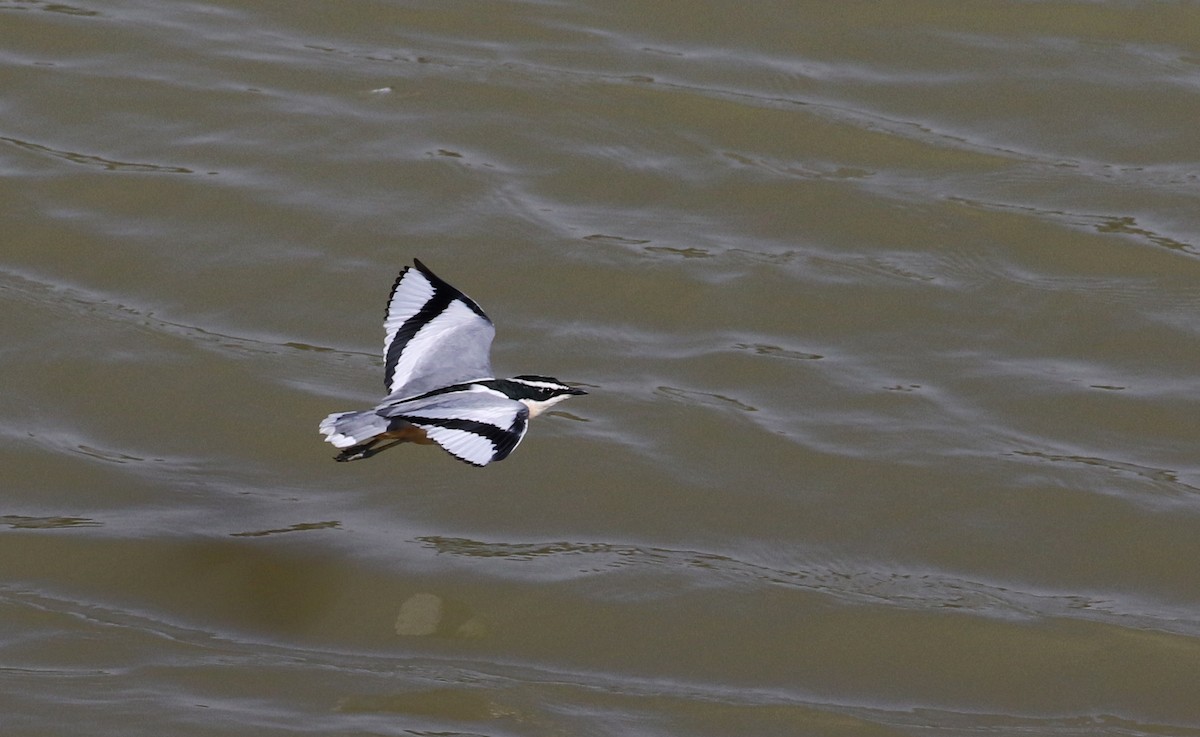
421, 426, 502, 467
381, 260, 495, 398
387, 301, 484, 395
382, 266, 435, 361
398, 397, 519, 424
392, 397, 530, 467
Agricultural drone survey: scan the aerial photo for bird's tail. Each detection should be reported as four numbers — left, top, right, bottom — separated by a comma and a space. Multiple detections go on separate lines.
319, 409, 391, 461
319, 410, 431, 462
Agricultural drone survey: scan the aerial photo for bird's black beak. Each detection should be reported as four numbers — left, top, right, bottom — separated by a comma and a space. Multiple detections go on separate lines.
567, 387, 588, 396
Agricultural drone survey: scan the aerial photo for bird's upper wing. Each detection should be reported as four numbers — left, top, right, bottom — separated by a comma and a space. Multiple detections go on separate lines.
382, 260, 496, 398
378, 388, 529, 466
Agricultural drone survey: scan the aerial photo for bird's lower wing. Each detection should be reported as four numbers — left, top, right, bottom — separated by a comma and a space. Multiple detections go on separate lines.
381, 394, 529, 467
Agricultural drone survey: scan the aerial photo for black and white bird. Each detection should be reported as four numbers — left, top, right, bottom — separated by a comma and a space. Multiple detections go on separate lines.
318, 259, 586, 466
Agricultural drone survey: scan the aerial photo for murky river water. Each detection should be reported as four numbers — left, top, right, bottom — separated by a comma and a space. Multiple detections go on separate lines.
3, 1, 1199, 735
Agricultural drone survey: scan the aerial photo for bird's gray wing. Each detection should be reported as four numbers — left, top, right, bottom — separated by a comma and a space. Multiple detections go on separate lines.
382, 259, 495, 398
378, 390, 529, 466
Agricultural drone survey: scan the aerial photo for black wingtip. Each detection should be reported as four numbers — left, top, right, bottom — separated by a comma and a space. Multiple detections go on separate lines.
403, 258, 491, 324
389, 260, 427, 297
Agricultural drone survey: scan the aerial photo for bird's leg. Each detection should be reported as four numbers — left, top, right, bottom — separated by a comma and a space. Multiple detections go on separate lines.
332, 425, 433, 462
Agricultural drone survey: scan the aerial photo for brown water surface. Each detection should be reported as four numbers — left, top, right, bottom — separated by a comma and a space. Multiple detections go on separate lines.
2, 1, 1199, 735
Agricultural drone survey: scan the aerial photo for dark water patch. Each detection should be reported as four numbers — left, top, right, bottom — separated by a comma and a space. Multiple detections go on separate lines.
413, 535, 1200, 637
0, 136, 192, 173
733, 342, 823, 361
948, 196, 1200, 260
231, 521, 342, 538
1011, 450, 1200, 498
656, 385, 758, 413
0, 266, 372, 369
2, 515, 100, 530
0, 0, 100, 16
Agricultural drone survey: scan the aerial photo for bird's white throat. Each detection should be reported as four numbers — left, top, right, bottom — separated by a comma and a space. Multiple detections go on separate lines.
520, 394, 573, 418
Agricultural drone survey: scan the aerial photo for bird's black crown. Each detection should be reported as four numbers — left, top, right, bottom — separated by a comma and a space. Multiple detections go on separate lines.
504, 375, 588, 400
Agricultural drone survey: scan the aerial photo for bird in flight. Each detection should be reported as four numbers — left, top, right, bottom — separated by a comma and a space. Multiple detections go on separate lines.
319, 259, 586, 466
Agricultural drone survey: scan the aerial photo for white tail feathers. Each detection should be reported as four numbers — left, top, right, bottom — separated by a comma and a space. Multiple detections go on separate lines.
318, 410, 388, 449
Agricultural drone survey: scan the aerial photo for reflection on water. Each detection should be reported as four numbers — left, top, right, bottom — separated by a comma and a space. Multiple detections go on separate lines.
394, 592, 487, 639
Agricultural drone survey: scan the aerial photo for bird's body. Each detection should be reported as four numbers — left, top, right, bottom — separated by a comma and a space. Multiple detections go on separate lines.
318, 260, 585, 466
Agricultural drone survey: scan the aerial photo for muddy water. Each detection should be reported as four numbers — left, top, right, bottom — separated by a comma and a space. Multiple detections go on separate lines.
2, 2, 1199, 735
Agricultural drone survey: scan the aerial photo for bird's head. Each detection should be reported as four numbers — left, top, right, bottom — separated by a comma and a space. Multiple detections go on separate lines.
506, 375, 587, 417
